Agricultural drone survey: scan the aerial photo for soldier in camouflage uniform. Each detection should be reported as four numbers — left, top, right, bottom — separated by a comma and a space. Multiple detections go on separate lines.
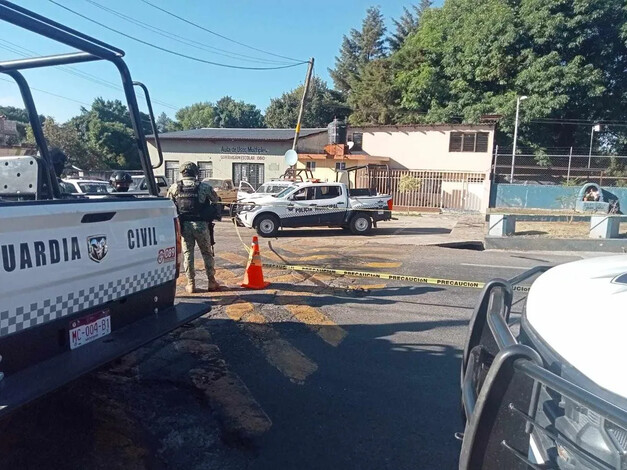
167, 162, 221, 293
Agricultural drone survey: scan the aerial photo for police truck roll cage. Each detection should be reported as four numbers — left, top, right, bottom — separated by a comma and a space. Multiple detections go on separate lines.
459, 267, 627, 469
0, 0, 164, 197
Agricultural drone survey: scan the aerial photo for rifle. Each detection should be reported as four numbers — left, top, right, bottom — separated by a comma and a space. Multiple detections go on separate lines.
208, 222, 215, 256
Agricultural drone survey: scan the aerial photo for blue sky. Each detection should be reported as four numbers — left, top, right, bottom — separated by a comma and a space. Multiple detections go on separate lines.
0, 1, 439, 123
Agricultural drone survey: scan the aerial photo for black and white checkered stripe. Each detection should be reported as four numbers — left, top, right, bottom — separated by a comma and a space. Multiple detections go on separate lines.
0, 265, 176, 337
282, 203, 386, 219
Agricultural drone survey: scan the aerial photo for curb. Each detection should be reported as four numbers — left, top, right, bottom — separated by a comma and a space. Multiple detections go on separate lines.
484, 236, 626, 253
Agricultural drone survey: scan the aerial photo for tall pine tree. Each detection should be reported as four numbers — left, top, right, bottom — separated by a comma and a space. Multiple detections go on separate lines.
388, 1, 432, 51
329, 6, 387, 95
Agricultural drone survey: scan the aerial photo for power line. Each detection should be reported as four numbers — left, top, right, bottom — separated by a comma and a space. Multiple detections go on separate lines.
82, 0, 293, 65
0, 76, 91, 106
138, 0, 305, 63
49, 0, 309, 70
0, 39, 179, 111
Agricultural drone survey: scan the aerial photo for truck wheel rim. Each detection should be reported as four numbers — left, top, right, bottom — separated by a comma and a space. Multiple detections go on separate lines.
355, 218, 368, 231
260, 219, 274, 233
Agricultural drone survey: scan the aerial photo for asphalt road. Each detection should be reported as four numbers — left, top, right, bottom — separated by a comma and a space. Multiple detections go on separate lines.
0, 220, 596, 470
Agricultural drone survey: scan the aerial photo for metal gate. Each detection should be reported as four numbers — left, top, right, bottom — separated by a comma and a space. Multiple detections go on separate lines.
232, 163, 264, 189
360, 169, 487, 211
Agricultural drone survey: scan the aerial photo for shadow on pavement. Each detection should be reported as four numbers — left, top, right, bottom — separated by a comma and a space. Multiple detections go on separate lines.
270, 227, 452, 238
0, 306, 464, 470
206, 316, 465, 470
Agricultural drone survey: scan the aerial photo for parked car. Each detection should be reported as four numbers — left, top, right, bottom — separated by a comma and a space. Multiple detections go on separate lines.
60, 178, 110, 196
130, 175, 169, 196
237, 181, 393, 237
202, 178, 237, 206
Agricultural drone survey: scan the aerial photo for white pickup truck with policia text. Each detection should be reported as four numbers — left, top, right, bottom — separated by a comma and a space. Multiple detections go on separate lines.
236, 181, 393, 237
0, 2, 209, 418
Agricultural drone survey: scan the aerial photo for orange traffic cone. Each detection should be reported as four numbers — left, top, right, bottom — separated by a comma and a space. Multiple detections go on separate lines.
241, 236, 270, 289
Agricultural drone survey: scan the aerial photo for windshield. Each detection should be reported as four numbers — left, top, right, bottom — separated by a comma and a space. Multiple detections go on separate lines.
275, 186, 298, 198
78, 182, 109, 194
258, 184, 289, 194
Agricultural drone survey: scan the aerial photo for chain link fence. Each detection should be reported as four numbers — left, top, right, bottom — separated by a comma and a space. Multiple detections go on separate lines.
493, 147, 627, 187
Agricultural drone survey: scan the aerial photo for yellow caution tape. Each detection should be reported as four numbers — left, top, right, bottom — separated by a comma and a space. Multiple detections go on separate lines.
264, 262, 530, 293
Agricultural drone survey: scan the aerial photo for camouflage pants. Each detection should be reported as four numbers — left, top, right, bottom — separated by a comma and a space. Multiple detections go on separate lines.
181, 221, 215, 283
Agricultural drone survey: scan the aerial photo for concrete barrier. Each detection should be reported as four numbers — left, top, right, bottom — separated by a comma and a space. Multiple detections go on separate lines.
488, 214, 516, 236
590, 215, 624, 239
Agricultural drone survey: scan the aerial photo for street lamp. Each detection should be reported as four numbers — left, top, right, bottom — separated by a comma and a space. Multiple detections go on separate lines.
587, 124, 601, 169
511, 95, 528, 182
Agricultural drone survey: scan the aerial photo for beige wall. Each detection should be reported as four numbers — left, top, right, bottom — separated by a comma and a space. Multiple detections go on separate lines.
296, 159, 338, 183
147, 132, 328, 184
350, 125, 495, 172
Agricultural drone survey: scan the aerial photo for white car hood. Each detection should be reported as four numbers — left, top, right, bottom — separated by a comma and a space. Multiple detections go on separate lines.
526, 255, 627, 398
246, 195, 279, 206
238, 193, 271, 202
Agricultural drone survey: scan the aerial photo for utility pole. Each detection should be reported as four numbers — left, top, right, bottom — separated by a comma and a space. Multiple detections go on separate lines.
510, 95, 528, 183
292, 57, 314, 152
587, 124, 601, 169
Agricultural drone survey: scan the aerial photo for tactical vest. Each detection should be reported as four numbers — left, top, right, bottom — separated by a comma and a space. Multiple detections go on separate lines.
176, 181, 201, 221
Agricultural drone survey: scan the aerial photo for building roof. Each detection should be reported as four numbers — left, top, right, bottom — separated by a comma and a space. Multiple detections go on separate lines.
148, 127, 327, 141
351, 123, 495, 131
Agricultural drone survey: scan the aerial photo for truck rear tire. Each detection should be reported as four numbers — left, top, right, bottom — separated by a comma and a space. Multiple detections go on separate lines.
256, 214, 280, 237
350, 213, 372, 235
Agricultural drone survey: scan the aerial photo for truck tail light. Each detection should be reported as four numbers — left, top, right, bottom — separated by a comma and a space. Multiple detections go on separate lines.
387, 199, 393, 211
174, 217, 182, 278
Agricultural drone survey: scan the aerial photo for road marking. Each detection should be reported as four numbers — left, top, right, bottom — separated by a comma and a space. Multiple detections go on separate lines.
347, 283, 388, 290
225, 302, 318, 384
173, 338, 272, 439
460, 263, 531, 270
275, 245, 331, 255
365, 262, 402, 268
277, 292, 347, 347
216, 267, 239, 280
299, 254, 336, 262
261, 250, 284, 263
217, 252, 249, 266
266, 273, 299, 283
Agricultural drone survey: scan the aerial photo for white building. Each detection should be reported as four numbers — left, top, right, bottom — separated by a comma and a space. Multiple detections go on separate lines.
147, 128, 327, 186
147, 123, 496, 212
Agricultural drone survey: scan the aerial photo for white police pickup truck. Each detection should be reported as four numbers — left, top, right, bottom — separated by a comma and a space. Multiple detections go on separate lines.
458, 256, 627, 470
236, 181, 393, 237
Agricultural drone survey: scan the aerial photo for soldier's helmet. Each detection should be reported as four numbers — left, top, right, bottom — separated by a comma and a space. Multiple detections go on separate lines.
180, 161, 199, 177
109, 170, 133, 192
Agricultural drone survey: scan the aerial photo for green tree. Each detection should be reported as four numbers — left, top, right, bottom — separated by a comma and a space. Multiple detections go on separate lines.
26, 117, 106, 170
70, 98, 150, 169
175, 102, 216, 130
349, 59, 400, 125
329, 6, 387, 95
0, 105, 44, 144
156, 112, 178, 133
265, 77, 349, 128
213, 96, 265, 128
387, 0, 627, 153
388, 1, 432, 52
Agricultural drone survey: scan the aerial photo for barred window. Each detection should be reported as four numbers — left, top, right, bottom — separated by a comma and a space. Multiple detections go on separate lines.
449, 132, 490, 152
165, 160, 179, 185
306, 161, 316, 171
198, 161, 213, 180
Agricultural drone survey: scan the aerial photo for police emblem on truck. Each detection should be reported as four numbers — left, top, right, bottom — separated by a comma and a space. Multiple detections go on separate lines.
87, 235, 108, 263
